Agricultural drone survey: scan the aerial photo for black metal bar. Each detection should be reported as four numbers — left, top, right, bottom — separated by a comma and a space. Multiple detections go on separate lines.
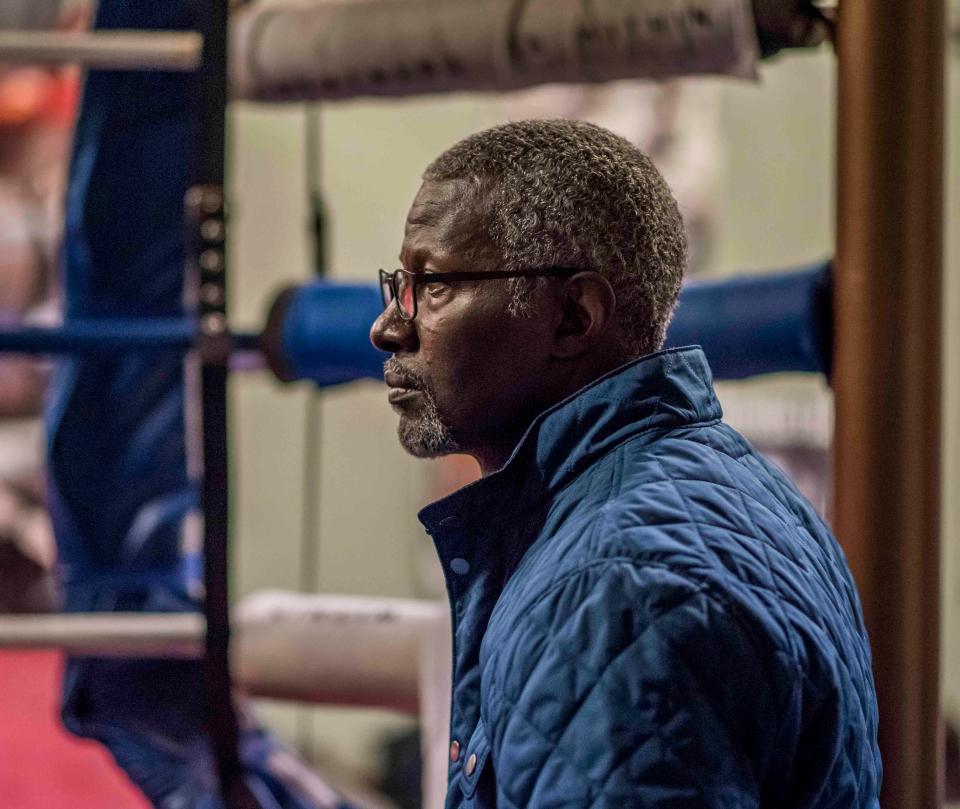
188, 0, 259, 806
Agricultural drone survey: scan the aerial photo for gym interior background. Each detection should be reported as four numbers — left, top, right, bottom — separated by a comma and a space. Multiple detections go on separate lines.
0, 2, 957, 806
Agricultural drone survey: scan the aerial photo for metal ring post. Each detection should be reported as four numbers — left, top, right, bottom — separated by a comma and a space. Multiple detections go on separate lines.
834, 1, 945, 806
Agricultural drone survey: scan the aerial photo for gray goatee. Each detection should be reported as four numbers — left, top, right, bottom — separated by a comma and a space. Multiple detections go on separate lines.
384, 359, 460, 458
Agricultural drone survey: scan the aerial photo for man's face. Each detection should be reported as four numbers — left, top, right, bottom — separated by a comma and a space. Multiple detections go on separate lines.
370, 179, 556, 472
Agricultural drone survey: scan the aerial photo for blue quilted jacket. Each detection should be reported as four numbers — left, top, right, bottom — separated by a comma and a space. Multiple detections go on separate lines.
420, 347, 881, 809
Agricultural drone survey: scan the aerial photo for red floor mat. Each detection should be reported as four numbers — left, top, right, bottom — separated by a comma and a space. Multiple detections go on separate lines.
0, 650, 149, 809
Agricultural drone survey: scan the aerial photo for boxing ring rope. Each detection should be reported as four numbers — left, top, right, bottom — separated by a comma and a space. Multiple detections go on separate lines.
834, 2, 945, 807
0, 593, 455, 806
0, 264, 832, 381
0, 30, 203, 71
0, 319, 201, 353
229, 0, 758, 101
0, 1, 758, 92
0, 593, 448, 715
0, 612, 205, 657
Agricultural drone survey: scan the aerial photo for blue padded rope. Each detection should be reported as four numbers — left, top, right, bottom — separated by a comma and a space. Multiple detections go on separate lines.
665, 260, 833, 379
0, 319, 196, 353
261, 281, 387, 386
0, 263, 833, 384
261, 263, 833, 387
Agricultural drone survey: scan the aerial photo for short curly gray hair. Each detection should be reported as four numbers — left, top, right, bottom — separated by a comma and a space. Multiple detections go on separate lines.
424, 119, 686, 357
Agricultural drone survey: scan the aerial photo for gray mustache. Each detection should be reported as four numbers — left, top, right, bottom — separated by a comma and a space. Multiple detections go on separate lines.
383, 358, 425, 390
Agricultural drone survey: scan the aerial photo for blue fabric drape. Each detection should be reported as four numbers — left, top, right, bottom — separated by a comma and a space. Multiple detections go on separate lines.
49, 2, 346, 806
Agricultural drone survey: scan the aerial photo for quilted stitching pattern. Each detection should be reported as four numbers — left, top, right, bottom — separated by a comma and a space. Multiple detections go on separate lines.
421, 349, 880, 809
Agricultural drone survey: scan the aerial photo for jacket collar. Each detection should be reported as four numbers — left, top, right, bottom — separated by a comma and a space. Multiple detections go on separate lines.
419, 346, 722, 543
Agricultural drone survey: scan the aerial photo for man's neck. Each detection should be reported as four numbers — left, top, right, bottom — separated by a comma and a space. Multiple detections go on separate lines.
472, 351, 637, 477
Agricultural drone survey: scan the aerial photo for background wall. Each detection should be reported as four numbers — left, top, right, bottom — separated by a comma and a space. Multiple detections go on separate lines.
227, 32, 960, 796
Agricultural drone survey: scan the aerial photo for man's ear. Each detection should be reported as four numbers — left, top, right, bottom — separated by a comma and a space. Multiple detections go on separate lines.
551, 272, 617, 359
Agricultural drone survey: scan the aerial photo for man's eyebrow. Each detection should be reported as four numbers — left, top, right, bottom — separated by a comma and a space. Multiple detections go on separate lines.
399, 246, 429, 270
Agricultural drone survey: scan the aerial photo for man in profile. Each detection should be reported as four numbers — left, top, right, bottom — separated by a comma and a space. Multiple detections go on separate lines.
370, 119, 880, 808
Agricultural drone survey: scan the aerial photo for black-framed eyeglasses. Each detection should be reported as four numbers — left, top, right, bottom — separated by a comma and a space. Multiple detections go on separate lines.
378, 266, 583, 321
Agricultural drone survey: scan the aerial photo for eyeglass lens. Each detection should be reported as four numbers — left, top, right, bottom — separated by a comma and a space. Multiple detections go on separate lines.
380, 273, 394, 307
397, 273, 415, 319
380, 271, 417, 320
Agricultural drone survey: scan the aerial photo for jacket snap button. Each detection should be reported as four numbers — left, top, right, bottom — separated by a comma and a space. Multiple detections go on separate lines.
465, 753, 477, 776
450, 557, 471, 575
449, 740, 460, 762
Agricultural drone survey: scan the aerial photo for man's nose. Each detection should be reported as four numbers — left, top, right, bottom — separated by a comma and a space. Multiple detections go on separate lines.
370, 304, 418, 354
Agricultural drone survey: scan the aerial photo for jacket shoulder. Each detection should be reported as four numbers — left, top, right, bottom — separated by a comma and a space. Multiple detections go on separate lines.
480, 559, 792, 807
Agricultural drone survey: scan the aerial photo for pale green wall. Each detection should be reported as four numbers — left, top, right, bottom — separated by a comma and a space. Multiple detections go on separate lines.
228, 39, 960, 789
714, 51, 835, 272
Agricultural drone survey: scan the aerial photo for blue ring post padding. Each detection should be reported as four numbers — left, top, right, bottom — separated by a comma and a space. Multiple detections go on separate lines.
281, 281, 387, 386
664, 261, 832, 380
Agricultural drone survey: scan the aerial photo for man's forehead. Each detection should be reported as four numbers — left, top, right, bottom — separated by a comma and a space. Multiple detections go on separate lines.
401, 178, 491, 267
405, 179, 470, 230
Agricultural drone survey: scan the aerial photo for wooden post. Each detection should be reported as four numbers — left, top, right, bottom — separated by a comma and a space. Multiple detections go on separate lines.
834, 1, 945, 807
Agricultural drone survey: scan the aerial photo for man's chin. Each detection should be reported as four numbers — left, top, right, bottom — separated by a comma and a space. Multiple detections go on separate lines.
398, 440, 448, 459
397, 416, 459, 458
